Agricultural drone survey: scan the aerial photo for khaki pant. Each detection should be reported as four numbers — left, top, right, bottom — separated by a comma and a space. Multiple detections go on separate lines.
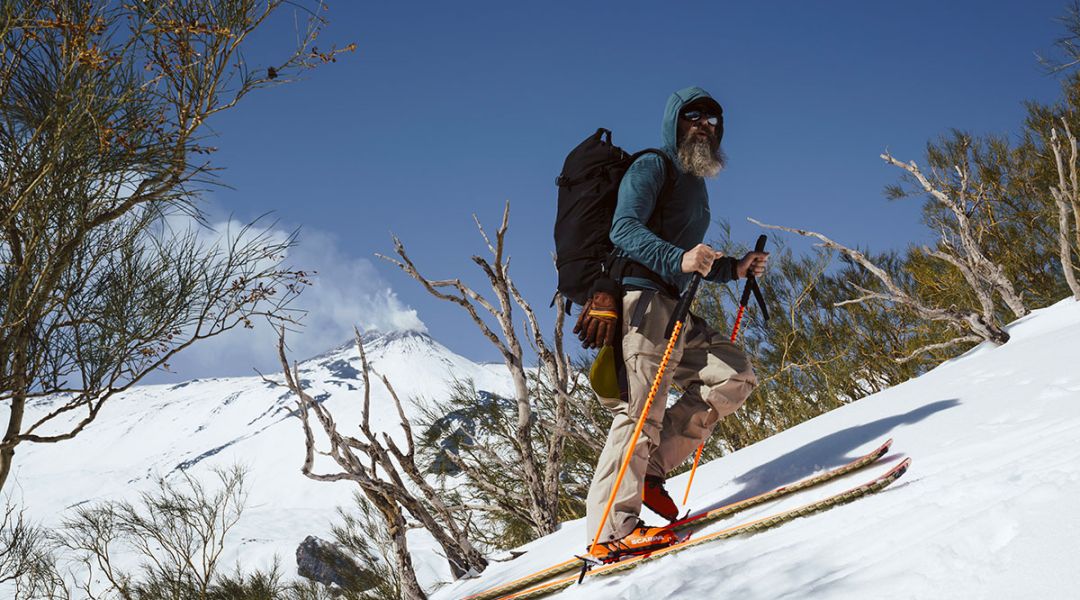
585, 289, 757, 543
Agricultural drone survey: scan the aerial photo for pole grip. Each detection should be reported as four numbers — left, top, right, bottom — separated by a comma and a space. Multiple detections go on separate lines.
740, 235, 767, 306
665, 273, 701, 338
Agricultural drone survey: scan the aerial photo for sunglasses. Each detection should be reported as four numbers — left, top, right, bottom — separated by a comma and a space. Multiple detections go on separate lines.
681, 109, 720, 127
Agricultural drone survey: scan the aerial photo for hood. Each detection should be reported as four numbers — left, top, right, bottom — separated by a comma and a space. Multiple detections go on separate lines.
661, 86, 724, 156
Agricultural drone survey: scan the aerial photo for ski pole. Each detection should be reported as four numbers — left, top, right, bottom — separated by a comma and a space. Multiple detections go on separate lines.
681, 235, 767, 507
731, 235, 768, 342
589, 273, 702, 554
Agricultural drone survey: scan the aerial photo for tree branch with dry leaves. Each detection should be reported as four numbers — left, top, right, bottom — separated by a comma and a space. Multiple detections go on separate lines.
0, 0, 355, 492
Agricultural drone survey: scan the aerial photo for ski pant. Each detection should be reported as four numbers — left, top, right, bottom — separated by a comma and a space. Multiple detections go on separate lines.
585, 288, 757, 544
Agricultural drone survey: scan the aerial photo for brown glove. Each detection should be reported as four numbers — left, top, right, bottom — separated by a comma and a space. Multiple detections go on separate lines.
573, 291, 619, 349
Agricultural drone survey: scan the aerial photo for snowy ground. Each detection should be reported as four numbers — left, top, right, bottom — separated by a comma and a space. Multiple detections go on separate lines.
8, 300, 1079, 599
7, 330, 514, 590
439, 298, 1080, 600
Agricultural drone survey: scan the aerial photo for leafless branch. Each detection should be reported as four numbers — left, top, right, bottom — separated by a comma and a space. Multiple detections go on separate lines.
750, 217, 1011, 346
880, 152, 1028, 318
382, 202, 583, 542
897, 335, 983, 363
274, 326, 488, 593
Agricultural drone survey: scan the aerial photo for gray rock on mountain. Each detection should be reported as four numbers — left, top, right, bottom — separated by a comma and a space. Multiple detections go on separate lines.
296, 535, 369, 590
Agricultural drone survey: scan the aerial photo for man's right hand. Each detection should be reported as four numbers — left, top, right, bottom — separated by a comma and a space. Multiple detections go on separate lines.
573, 291, 619, 349
681, 244, 723, 277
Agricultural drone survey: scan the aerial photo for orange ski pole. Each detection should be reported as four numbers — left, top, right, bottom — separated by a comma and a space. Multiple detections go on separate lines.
681, 235, 768, 507
589, 273, 701, 554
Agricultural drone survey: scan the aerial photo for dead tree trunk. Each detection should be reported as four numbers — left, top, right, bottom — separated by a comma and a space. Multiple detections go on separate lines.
378, 202, 574, 538
880, 152, 1029, 318
1049, 123, 1080, 300
271, 329, 490, 599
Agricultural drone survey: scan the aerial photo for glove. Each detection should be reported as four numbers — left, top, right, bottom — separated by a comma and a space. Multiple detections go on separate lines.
573, 291, 619, 349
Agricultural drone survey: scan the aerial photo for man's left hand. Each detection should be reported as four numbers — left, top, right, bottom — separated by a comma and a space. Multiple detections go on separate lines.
736, 251, 769, 279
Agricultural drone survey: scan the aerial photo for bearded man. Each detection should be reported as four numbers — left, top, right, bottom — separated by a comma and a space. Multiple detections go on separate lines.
577, 86, 769, 560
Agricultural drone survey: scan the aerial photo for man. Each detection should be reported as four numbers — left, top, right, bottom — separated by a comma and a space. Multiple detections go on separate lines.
575, 86, 768, 560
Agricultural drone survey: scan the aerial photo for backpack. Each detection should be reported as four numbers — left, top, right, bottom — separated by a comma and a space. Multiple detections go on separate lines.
553, 128, 674, 310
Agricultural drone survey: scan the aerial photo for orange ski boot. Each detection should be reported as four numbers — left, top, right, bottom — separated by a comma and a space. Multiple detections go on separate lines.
587, 521, 679, 564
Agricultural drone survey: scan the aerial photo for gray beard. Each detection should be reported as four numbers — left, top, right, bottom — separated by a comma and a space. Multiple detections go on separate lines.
677, 136, 725, 178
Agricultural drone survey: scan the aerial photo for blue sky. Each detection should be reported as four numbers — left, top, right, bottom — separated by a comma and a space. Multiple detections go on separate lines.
157, 0, 1072, 380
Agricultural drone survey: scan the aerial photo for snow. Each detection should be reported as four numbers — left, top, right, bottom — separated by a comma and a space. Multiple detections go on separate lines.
8, 299, 1080, 599
8, 330, 514, 590
439, 298, 1080, 600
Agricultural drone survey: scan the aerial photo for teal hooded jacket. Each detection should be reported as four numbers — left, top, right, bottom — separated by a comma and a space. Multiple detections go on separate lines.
610, 86, 737, 294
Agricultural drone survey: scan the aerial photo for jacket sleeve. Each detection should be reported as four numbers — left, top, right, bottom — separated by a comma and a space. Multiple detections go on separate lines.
609, 154, 684, 283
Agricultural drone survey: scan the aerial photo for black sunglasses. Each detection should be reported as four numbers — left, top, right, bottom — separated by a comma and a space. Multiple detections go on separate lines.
681, 109, 720, 126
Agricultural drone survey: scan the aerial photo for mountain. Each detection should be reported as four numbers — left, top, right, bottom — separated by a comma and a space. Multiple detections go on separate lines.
440, 299, 1080, 600
11, 329, 514, 589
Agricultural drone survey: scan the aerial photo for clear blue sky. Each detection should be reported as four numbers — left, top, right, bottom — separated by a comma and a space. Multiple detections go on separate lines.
160, 0, 1073, 380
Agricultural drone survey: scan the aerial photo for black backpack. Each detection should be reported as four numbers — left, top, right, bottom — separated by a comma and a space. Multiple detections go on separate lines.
554, 128, 674, 310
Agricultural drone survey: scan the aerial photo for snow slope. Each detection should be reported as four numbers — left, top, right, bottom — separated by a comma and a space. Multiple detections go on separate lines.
440, 298, 1080, 600
9, 329, 514, 589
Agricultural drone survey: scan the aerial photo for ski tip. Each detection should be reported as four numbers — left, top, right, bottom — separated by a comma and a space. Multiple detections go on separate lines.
866, 438, 893, 461
885, 457, 912, 479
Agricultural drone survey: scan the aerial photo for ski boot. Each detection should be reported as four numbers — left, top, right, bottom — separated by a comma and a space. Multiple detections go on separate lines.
586, 521, 679, 564
643, 475, 678, 522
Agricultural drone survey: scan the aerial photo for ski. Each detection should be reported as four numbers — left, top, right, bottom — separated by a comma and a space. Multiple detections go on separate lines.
462, 438, 893, 600
499, 457, 911, 600
669, 437, 893, 532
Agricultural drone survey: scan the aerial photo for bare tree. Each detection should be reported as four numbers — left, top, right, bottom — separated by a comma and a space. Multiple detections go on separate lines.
881, 151, 1029, 320
0, 1, 353, 491
748, 144, 1039, 361
415, 361, 606, 549
749, 218, 1011, 361
271, 328, 489, 600
1049, 123, 1080, 299
378, 202, 578, 539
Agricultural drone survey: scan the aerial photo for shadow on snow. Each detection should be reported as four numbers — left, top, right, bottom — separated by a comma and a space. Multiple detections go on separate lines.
694, 398, 958, 513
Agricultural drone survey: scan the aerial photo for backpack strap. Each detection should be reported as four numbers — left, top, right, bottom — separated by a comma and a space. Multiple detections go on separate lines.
606, 149, 680, 298
629, 148, 676, 200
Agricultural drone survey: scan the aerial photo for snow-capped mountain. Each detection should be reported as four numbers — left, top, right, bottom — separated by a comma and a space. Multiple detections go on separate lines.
10, 328, 514, 588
